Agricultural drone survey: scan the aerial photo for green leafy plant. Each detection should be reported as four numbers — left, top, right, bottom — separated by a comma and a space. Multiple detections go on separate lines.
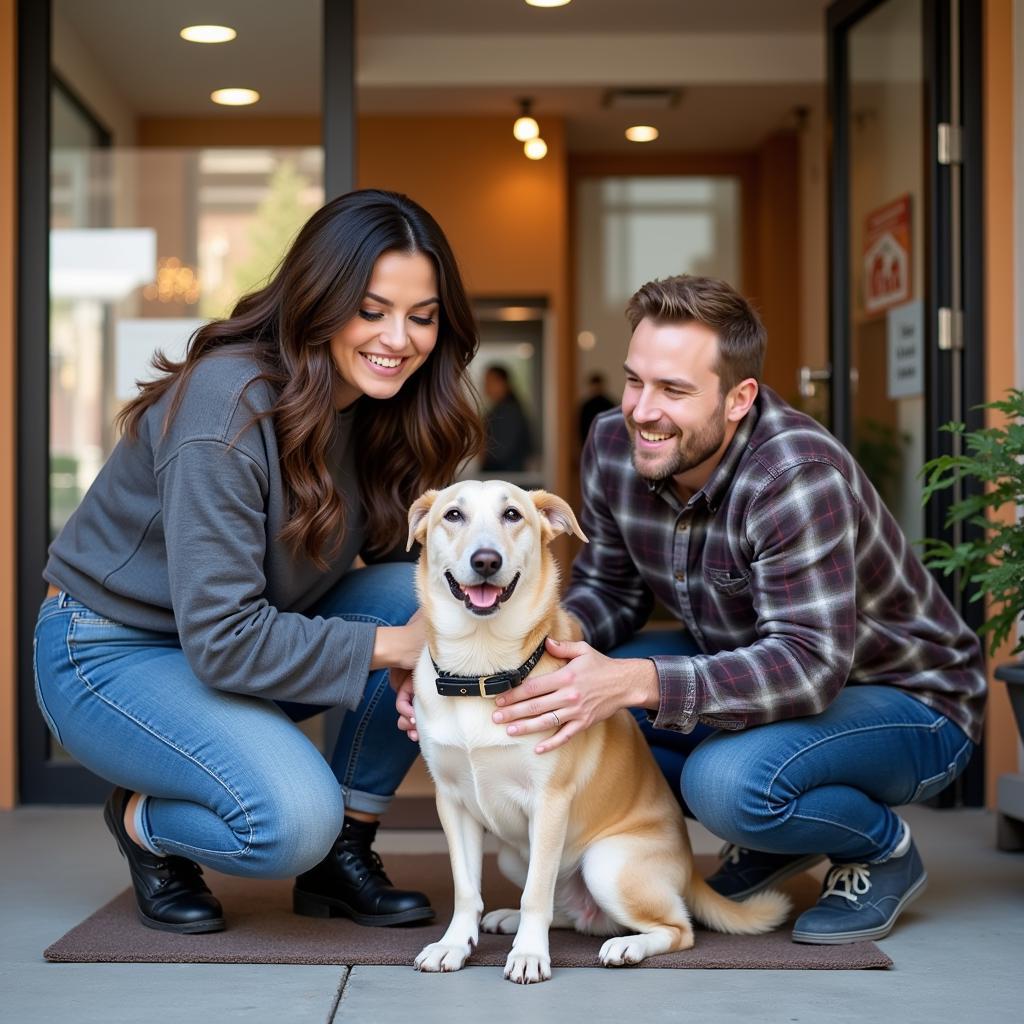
920, 389, 1024, 657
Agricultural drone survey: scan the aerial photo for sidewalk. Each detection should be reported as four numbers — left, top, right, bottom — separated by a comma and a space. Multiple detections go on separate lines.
3, 804, 1022, 1024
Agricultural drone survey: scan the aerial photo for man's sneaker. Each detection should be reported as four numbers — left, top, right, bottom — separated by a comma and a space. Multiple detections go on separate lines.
706, 843, 826, 900
791, 839, 927, 944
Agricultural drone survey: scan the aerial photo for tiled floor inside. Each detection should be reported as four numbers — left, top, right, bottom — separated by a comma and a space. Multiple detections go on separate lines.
2, 803, 1023, 1024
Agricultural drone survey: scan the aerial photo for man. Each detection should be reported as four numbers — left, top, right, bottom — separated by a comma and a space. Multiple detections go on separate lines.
477, 274, 985, 945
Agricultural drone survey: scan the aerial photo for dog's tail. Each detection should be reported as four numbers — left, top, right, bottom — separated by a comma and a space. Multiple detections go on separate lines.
684, 874, 791, 935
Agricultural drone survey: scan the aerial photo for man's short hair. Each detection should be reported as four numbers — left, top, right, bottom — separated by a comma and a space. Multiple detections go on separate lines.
625, 275, 766, 394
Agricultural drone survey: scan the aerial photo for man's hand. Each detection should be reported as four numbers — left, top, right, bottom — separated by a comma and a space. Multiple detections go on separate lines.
395, 674, 419, 743
490, 637, 660, 754
382, 610, 423, 742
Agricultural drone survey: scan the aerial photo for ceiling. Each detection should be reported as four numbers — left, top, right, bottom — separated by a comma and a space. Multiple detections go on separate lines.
55, 0, 832, 152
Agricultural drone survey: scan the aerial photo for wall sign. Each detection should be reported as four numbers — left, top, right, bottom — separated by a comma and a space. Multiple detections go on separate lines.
863, 194, 912, 316
887, 300, 924, 399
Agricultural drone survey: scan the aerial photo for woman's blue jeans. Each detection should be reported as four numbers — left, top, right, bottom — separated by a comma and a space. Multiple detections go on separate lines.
33, 562, 421, 879
611, 630, 975, 864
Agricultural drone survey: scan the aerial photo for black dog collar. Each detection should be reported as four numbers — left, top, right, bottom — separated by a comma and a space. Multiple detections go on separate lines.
432, 636, 548, 698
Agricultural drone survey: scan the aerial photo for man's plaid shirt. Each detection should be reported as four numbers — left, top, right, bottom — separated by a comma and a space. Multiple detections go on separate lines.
563, 386, 986, 744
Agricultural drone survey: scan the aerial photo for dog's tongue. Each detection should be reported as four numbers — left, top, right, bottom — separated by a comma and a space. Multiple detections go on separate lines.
465, 584, 502, 608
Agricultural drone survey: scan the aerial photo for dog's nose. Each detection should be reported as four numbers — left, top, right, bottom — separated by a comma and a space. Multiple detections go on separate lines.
470, 548, 502, 578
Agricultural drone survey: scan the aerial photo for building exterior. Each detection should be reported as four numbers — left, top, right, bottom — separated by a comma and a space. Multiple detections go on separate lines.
1, 0, 1021, 815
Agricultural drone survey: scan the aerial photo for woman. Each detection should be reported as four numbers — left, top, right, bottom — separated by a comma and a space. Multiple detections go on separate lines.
34, 189, 483, 933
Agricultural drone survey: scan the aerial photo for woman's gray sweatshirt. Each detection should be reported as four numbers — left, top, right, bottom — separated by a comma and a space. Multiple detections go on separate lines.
44, 348, 377, 709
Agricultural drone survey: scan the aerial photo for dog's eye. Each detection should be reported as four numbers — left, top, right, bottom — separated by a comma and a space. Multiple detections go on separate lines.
443, 508, 464, 523
503, 508, 523, 523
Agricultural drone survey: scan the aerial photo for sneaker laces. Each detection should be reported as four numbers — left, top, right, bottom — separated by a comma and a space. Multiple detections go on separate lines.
719, 843, 746, 865
822, 863, 872, 903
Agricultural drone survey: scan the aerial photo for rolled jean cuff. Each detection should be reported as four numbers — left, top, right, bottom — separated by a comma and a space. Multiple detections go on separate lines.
342, 785, 392, 816
868, 814, 910, 865
134, 795, 165, 856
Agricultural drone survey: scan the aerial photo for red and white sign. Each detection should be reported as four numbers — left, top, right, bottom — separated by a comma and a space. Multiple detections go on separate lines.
863, 195, 912, 316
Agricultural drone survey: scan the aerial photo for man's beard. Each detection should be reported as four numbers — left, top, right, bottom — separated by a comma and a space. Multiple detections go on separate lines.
627, 401, 727, 482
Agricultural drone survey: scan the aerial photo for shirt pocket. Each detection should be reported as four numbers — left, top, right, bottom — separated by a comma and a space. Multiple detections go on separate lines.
703, 566, 752, 596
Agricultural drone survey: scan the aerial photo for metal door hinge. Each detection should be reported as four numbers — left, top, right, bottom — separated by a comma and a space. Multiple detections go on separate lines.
938, 307, 963, 350
938, 123, 962, 165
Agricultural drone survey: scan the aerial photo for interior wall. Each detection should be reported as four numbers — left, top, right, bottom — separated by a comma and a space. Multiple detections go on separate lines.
985, 0, 1020, 804
798, 95, 829, 373
1, 0, 15, 810
137, 118, 320, 147
753, 130, 802, 404
357, 115, 572, 500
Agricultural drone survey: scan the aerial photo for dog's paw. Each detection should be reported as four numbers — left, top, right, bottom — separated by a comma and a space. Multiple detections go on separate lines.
481, 908, 521, 934
504, 950, 551, 984
598, 935, 649, 967
414, 941, 472, 973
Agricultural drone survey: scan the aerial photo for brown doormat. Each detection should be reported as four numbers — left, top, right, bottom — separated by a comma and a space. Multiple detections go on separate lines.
44, 854, 891, 970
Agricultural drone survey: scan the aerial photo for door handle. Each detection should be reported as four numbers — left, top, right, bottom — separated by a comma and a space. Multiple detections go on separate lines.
798, 365, 831, 398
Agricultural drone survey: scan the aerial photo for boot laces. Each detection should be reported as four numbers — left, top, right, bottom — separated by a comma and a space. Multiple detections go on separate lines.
154, 856, 207, 892
822, 863, 871, 903
339, 839, 393, 885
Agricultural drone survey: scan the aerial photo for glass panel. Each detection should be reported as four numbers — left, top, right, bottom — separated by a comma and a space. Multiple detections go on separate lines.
469, 308, 548, 489
44, 0, 324, 774
48, 146, 324, 537
574, 175, 742, 439
847, 0, 925, 542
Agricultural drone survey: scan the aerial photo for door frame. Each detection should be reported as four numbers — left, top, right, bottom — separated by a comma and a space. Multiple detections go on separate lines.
15, 0, 356, 803
826, 0, 986, 805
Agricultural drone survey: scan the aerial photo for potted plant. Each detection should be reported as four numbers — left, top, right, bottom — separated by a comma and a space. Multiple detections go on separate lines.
920, 389, 1023, 847
920, 388, 1023, 715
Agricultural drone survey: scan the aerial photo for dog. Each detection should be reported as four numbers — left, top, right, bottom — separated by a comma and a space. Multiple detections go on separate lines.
405, 480, 789, 983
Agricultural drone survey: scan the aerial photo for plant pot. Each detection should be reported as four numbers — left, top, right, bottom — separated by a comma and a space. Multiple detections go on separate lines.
995, 662, 1024, 744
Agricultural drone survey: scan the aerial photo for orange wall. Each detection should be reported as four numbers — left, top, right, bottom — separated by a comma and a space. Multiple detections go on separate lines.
753, 131, 802, 404
984, 0, 1018, 805
357, 115, 572, 497
1, 0, 16, 809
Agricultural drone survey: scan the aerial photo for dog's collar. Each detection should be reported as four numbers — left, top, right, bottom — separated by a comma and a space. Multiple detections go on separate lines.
431, 636, 548, 698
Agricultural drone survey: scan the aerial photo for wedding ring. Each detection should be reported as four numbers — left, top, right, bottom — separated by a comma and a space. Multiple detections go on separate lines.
549, 711, 560, 729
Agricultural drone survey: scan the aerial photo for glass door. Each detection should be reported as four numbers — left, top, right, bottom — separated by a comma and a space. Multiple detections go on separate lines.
827, 0, 985, 804
17, 0, 353, 803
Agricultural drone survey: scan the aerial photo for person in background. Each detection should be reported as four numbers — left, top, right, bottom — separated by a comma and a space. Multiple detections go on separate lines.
34, 190, 482, 934
578, 371, 615, 446
481, 363, 532, 473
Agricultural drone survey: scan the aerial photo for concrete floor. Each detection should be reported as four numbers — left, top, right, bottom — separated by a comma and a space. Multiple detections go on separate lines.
2, 804, 1022, 1024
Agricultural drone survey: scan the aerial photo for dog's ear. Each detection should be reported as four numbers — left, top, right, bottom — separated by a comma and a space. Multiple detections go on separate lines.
406, 490, 438, 551
530, 490, 589, 544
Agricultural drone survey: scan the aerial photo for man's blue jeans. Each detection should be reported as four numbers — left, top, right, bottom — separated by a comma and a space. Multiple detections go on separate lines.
33, 563, 421, 879
611, 630, 975, 864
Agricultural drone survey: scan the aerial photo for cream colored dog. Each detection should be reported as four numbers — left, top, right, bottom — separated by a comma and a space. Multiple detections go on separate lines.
406, 480, 789, 984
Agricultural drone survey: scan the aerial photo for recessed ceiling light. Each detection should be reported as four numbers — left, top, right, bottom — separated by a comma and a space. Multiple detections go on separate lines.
625, 125, 659, 143
211, 88, 260, 107
525, 0, 572, 7
180, 25, 237, 44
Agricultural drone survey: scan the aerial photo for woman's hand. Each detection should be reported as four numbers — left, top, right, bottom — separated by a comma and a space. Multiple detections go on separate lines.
372, 609, 425, 673
490, 637, 660, 754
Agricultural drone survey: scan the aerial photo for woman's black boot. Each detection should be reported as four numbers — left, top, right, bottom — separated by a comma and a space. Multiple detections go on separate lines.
293, 816, 434, 926
103, 787, 226, 933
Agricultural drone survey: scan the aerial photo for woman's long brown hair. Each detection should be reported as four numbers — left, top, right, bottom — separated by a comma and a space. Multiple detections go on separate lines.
117, 189, 483, 566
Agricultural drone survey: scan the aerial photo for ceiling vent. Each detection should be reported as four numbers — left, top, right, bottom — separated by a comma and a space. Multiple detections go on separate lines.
602, 88, 682, 111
